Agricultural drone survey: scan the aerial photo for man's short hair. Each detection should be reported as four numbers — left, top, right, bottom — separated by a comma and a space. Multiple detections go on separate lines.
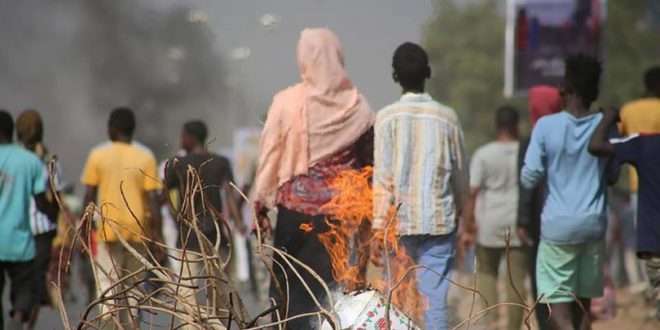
108, 107, 136, 137
392, 42, 430, 88
183, 120, 208, 144
563, 54, 602, 106
644, 66, 660, 93
0, 110, 13, 140
495, 105, 520, 132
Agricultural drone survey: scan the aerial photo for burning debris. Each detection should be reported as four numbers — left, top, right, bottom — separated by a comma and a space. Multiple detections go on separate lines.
321, 290, 421, 330
316, 166, 424, 326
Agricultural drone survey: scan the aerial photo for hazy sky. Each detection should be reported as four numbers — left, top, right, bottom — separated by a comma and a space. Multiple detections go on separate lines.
155, 0, 437, 116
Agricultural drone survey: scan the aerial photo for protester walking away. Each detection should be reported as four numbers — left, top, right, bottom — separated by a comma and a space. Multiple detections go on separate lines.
521, 54, 609, 330
618, 66, 660, 210
254, 27, 375, 329
617, 66, 660, 290
516, 85, 562, 330
461, 106, 528, 330
0, 111, 59, 330
164, 120, 246, 325
589, 106, 660, 322
373, 42, 468, 330
80, 107, 163, 329
15, 110, 67, 330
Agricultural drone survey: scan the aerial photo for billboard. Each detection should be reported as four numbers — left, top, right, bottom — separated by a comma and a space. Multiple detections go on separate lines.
504, 0, 605, 96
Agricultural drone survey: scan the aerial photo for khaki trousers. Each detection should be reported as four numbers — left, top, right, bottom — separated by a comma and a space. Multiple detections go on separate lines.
94, 241, 147, 330
476, 244, 529, 330
175, 250, 227, 329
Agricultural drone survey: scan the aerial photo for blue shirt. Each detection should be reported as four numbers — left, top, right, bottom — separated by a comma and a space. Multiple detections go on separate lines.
521, 112, 609, 244
611, 134, 660, 254
0, 143, 46, 261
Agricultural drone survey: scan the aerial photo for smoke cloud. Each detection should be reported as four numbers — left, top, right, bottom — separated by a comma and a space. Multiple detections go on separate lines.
0, 0, 229, 184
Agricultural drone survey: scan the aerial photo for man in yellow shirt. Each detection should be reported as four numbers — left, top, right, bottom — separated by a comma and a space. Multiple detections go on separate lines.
81, 107, 162, 328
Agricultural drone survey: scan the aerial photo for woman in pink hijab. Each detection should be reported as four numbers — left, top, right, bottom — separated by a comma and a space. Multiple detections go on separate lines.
253, 28, 375, 327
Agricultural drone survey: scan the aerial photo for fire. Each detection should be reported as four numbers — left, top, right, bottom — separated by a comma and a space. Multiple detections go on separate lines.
299, 221, 315, 233
318, 166, 424, 324
371, 211, 425, 324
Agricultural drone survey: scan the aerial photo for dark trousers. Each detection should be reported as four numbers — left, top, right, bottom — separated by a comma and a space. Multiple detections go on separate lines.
1, 259, 35, 327
270, 207, 335, 329
33, 230, 56, 306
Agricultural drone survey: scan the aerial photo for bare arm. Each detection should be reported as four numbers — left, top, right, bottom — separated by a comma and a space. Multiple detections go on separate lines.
223, 182, 246, 234
588, 107, 619, 157
462, 187, 480, 235
451, 127, 469, 217
147, 190, 163, 241
458, 187, 479, 255
80, 185, 98, 239
83, 185, 97, 209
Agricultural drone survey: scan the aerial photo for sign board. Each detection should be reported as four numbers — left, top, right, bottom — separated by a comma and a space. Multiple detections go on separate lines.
505, 0, 606, 96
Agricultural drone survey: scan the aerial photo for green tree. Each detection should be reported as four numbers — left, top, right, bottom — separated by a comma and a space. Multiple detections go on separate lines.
603, 0, 660, 105
424, 0, 511, 153
603, 1, 660, 191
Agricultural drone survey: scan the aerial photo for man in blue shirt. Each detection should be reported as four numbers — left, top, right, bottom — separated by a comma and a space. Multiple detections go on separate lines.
589, 107, 660, 321
0, 110, 58, 329
521, 55, 609, 330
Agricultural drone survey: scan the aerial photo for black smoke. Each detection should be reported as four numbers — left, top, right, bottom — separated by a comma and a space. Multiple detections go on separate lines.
0, 0, 229, 181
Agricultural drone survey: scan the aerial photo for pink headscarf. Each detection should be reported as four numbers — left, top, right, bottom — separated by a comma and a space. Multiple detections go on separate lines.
254, 28, 375, 208
529, 85, 562, 129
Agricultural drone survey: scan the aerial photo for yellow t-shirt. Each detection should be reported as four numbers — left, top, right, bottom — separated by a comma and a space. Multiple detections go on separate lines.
619, 98, 660, 192
81, 141, 162, 242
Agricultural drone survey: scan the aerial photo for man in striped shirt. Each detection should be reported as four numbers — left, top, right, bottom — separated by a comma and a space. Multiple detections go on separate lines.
373, 42, 469, 330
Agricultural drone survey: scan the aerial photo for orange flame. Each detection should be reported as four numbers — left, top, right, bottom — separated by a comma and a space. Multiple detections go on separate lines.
319, 166, 424, 324
299, 221, 315, 233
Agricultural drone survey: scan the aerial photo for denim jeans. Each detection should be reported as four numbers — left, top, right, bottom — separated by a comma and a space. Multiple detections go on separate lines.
400, 232, 456, 330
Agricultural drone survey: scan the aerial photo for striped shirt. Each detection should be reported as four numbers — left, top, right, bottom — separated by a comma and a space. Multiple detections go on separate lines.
373, 93, 468, 236
30, 159, 65, 235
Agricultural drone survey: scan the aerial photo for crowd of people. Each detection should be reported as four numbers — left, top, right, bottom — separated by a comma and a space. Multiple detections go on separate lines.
1, 27, 659, 330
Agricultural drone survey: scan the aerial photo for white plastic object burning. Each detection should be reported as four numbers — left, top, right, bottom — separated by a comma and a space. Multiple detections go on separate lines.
321, 290, 421, 330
